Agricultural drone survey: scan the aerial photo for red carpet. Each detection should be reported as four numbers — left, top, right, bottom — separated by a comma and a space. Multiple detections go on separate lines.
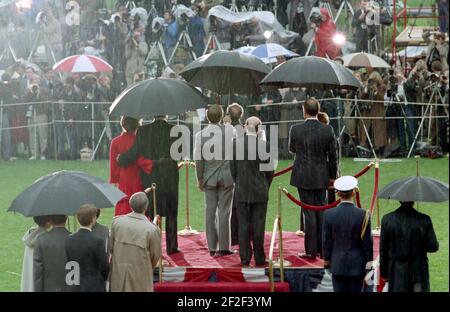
161, 231, 380, 268
155, 282, 290, 292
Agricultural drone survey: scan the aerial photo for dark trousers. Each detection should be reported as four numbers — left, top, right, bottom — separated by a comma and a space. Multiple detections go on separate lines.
230, 200, 239, 246
237, 201, 268, 265
148, 205, 178, 254
297, 188, 326, 257
332, 275, 365, 292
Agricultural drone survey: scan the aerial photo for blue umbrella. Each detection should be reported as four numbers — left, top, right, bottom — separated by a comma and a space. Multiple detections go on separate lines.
250, 43, 299, 64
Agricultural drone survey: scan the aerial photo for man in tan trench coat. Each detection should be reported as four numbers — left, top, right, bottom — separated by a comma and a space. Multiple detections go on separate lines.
109, 192, 161, 292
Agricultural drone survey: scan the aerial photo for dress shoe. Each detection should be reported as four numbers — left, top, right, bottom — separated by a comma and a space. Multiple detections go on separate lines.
218, 250, 236, 256
298, 252, 316, 259
209, 250, 217, 257
241, 261, 250, 267
255, 260, 269, 267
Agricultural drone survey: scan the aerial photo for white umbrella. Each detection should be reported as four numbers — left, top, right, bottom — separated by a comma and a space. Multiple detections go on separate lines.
342, 52, 391, 69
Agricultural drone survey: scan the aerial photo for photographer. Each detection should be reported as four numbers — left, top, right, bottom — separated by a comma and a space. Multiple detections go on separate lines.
358, 71, 387, 154
188, 5, 206, 57
352, 0, 377, 53
163, 10, 178, 59
125, 30, 149, 85
423, 31, 448, 72
385, 67, 415, 155
25, 83, 50, 160
39, 9, 63, 63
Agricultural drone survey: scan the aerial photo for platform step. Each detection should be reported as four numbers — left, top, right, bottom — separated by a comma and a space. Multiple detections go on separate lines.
155, 282, 290, 292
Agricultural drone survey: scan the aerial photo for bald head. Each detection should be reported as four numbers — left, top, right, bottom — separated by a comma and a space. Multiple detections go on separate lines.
245, 116, 262, 134
129, 192, 149, 214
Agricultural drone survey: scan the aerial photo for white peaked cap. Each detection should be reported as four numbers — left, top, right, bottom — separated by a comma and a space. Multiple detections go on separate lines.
334, 176, 358, 192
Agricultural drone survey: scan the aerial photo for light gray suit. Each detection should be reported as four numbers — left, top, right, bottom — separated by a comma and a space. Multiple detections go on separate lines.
195, 123, 235, 252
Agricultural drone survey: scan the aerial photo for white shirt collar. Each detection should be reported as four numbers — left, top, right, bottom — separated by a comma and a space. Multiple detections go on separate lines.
79, 226, 92, 232
340, 200, 354, 204
306, 117, 318, 121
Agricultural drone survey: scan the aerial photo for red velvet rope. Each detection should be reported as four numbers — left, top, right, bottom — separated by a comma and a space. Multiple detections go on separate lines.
281, 162, 376, 211
284, 190, 341, 211
273, 165, 294, 177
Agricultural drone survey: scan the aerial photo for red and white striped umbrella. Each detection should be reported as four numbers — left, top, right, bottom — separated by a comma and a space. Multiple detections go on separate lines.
52, 55, 113, 73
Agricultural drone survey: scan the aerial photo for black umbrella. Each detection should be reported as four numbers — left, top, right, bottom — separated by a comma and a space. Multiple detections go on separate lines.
260, 56, 362, 90
377, 176, 449, 203
8, 171, 125, 217
179, 50, 271, 96
109, 77, 208, 118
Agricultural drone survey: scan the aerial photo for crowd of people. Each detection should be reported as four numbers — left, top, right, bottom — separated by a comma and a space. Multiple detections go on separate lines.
0, 1, 449, 162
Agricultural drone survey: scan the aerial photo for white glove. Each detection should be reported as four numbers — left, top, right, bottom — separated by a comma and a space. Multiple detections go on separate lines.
365, 261, 373, 270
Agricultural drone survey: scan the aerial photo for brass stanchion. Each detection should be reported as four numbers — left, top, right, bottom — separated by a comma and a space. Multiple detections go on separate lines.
372, 199, 381, 236
273, 187, 291, 268
178, 161, 199, 235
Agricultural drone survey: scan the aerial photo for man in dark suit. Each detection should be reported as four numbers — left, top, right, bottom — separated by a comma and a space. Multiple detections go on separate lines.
227, 103, 245, 247
91, 208, 109, 254
34, 215, 71, 292
323, 176, 373, 292
380, 201, 439, 292
118, 116, 180, 254
65, 204, 109, 292
231, 117, 274, 266
289, 98, 338, 258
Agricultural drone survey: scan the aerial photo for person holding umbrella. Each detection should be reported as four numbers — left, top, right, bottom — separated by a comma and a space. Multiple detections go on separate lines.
380, 201, 439, 292
378, 172, 445, 292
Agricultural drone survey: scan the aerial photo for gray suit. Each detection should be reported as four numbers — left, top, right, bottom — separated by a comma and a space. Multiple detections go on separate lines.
33, 227, 71, 292
195, 124, 235, 252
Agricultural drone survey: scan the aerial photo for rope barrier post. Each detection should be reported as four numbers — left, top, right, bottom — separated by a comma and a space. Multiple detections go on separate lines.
370, 161, 381, 237
273, 187, 291, 269
152, 183, 157, 222
178, 161, 199, 235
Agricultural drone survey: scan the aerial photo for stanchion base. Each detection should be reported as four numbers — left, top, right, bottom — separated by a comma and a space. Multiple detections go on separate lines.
295, 230, 305, 237
372, 227, 381, 236
160, 259, 170, 267
178, 227, 199, 236
273, 258, 292, 268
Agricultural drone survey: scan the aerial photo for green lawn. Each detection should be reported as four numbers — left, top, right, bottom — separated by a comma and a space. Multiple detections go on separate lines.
0, 158, 448, 291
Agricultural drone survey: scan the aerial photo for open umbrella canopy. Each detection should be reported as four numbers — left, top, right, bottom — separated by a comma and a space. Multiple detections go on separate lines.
109, 77, 208, 118
179, 50, 271, 95
53, 54, 113, 73
342, 52, 391, 68
260, 56, 362, 90
8, 170, 125, 217
250, 43, 299, 64
377, 176, 449, 203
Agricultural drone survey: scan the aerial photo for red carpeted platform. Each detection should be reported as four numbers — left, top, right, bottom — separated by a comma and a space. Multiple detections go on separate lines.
161, 231, 380, 268
155, 231, 380, 291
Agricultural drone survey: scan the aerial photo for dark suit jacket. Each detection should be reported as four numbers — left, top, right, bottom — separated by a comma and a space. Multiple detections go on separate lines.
380, 204, 439, 292
289, 119, 338, 190
118, 119, 180, 216
91, 222, 109, 252
34, 227, 71, 292
323, 202, 373, 276
65, 229, 109, 292
231, 134, 274, 203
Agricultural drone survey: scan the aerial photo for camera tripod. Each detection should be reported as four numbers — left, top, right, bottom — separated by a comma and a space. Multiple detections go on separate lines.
147, 0, 158, 18
168, 26, 197, 65
229, 0, 240, 13
145, 38, 169, 67
333, 0, 354, 33
407, 83, 448, 158
0, 41, 17, 64
319, 1, 334, 21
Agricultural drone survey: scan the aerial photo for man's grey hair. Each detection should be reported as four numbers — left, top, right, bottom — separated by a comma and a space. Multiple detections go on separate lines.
129, 192, 149, 213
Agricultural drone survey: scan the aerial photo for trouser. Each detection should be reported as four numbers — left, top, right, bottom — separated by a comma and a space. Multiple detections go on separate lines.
332, 275, 365, 292
237, 201, 268, 265
230, 199, 239, 246
297, 188, 327, 257
204, 184, 234, 251
148, 207, 178, 254
28, 114, 48, 157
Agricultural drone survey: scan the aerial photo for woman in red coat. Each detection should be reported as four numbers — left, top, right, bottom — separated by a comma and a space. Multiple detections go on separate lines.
311, 8, 342, 60
109, 117, 144, 216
